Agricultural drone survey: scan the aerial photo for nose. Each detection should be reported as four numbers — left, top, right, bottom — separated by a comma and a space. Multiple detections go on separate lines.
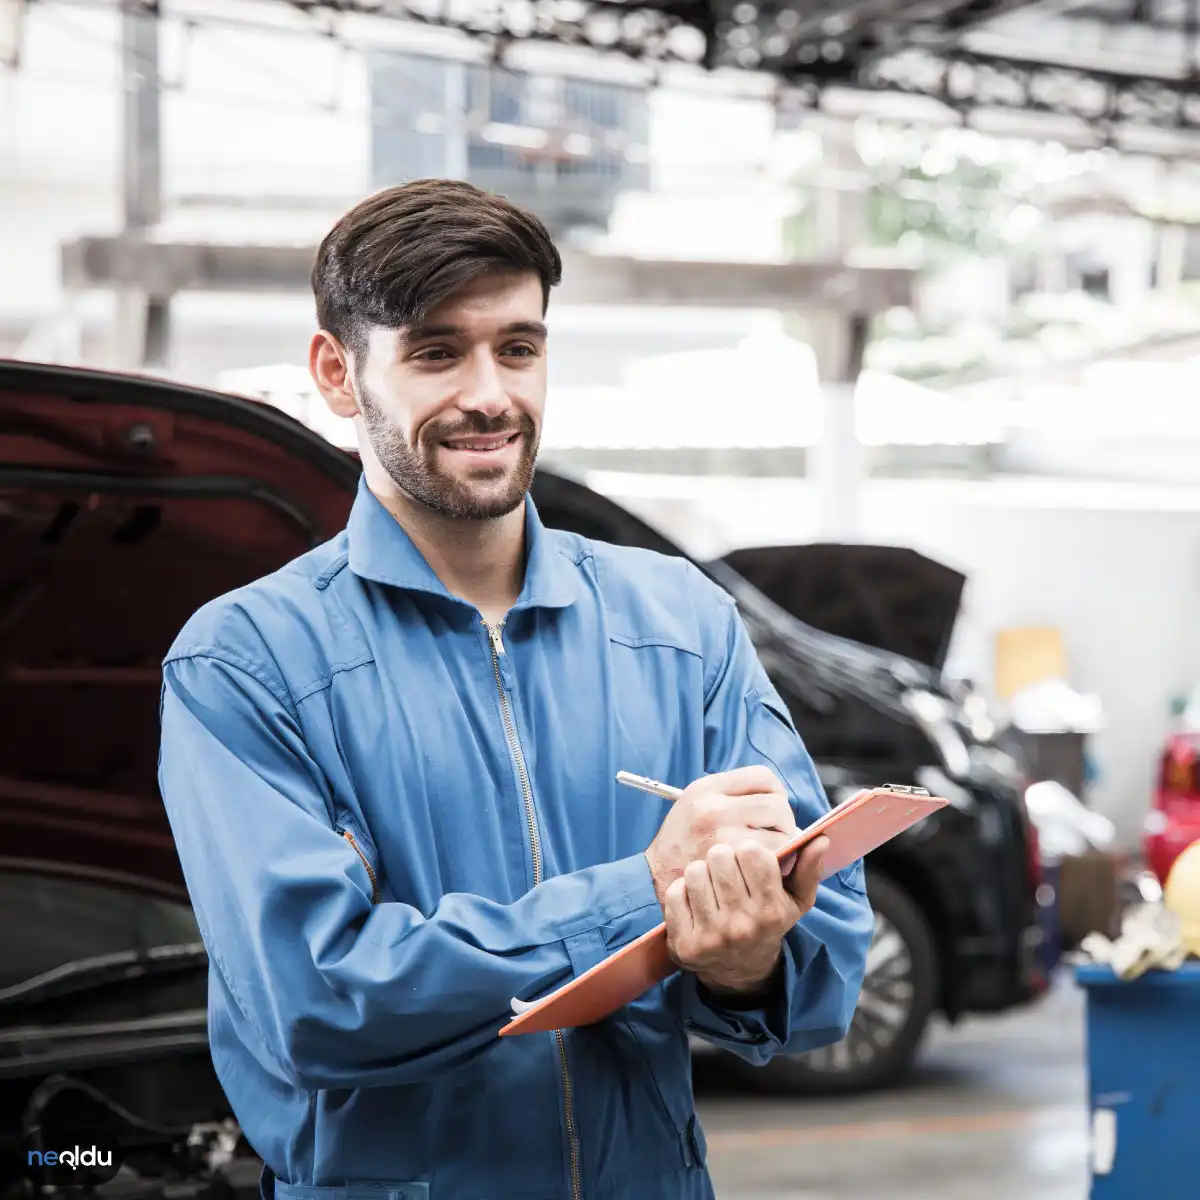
457, 348, 510, 418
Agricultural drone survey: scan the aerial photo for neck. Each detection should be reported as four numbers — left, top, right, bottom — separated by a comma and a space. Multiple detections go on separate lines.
366, 472, 527, 626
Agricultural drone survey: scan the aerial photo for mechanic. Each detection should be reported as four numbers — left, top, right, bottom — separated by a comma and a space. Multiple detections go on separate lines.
157, 179, 874, 1200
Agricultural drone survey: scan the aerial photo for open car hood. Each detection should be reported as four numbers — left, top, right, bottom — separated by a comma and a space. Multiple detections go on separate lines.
0, 361, 361, 898
718, 543, 966, 673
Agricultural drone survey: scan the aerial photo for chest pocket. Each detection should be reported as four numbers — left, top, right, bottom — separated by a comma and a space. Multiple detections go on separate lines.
744, 687, 867, 894
609, 632, 705, 796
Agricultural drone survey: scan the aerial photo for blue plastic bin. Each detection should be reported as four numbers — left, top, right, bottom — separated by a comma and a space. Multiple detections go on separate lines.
1077, 961, 1200, 1197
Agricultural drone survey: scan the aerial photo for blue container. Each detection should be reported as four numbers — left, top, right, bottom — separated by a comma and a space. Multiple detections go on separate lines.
1077, 962, 1200, 1197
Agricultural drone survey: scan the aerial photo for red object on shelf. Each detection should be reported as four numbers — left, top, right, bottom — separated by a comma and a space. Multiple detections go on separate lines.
1145, 733, 1200, 884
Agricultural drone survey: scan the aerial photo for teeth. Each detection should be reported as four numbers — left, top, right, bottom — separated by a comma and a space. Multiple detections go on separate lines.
447, 437, 512, 450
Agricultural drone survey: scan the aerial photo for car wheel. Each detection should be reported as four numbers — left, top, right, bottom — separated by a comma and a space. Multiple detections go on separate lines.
733, 872, 938, 1095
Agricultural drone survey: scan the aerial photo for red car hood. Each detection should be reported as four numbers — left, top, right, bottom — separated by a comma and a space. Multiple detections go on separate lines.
0, 361, 361, 898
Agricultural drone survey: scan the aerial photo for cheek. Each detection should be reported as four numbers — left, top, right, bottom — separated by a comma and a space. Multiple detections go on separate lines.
377, 364, 446, 426
511, 370, 547, 419
410, 397, 461, 443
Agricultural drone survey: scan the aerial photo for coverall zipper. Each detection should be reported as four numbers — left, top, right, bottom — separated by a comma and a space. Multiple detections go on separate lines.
341, 829, 380, 905
485, 617, 583, 1200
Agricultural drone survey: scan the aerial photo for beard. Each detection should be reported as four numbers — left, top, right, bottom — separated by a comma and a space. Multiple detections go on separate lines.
356, 379, 539, 521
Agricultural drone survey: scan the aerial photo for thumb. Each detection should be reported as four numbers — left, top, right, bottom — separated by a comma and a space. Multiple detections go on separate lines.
783, 834, 829, 884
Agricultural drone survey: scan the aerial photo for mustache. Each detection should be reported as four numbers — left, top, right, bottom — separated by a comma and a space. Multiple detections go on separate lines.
429, 412, 535, 441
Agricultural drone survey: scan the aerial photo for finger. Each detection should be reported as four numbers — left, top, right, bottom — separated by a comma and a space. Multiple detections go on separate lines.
736, 839, 786, 905
664, 876, 694, 938
783, 836, 829, 911
737, 841, 803, 931
717, 825, 799, 859
707, 843, 752, 911
806, 835, 830, 873
709, 765, 785, 797
683, 859, 719, 929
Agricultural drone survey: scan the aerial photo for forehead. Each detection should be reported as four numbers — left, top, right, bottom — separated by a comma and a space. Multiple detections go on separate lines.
361, 269, 546, 366
420, 269, 544, 327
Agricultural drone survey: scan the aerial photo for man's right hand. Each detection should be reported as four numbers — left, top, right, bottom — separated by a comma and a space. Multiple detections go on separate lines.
643, 766, 799, 908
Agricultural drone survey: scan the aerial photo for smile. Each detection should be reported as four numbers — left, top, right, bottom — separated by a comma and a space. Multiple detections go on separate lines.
439, 433, 521, 454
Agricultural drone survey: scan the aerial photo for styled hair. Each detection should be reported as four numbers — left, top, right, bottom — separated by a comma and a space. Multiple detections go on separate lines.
312, 179, 563, 356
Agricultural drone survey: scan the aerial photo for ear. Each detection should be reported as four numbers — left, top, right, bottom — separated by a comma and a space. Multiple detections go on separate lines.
309, 330, 360, 419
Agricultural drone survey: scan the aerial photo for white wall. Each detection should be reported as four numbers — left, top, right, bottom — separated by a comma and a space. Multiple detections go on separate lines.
590, 472, 1200, 847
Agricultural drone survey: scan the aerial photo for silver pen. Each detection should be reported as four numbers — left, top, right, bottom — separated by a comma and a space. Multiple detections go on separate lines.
616, 770, 683, 802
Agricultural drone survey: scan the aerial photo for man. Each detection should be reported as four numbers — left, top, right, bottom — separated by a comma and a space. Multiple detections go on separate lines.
158, 179, 873, 1200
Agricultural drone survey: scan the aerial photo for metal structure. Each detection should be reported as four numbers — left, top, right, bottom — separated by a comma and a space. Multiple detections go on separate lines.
264, 0, 1200, 134
8, 1, 1200, 132
280, 0, 1032, 73
60, 237, 910, 313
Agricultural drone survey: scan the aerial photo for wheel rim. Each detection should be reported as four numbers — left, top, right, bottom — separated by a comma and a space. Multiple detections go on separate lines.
802, 909, 915, 1074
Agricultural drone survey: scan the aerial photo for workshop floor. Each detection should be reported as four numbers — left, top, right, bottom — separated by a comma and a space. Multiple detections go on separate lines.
695, 973, 1088, 1199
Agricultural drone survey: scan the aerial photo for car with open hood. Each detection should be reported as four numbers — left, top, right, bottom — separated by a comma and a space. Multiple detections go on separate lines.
0, 361, 1045, 1196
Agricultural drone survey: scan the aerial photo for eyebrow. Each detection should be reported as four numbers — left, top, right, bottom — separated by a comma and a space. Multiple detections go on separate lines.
398, 321, 548, 345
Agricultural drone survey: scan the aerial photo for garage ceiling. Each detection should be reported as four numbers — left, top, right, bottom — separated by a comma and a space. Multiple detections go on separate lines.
277, 0, 1200, 132
285, 0, 1043, 71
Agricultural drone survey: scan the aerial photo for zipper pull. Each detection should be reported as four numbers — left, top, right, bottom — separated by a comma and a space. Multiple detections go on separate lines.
485, 619, 517, 689
486, 621, 506, 656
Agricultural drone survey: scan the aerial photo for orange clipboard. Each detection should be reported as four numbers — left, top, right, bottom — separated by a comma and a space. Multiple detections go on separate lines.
499, 784, 947, 1037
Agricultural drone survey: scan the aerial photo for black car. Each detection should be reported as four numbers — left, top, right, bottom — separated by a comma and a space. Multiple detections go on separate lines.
0, 363, 1045, 1194
529, 473, 1048, 1094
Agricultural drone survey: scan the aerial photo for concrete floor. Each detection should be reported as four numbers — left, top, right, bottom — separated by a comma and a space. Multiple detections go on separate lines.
694, 974, 1089, 1199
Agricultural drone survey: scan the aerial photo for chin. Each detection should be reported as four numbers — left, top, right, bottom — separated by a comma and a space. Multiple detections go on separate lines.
442, 480, 528, 521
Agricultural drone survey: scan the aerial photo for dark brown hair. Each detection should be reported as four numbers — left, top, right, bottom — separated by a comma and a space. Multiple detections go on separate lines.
312, 179, 563, 356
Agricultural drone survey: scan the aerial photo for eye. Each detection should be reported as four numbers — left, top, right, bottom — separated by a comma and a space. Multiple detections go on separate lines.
502, 343, 538, 359
414, 346, 456, 363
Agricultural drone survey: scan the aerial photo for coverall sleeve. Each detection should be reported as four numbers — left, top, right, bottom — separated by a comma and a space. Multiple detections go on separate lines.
674, 565, 875, 1065
157, 651, 662, 1092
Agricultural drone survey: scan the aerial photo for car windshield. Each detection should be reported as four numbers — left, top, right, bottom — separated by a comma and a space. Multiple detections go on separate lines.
0, 869, 203, 996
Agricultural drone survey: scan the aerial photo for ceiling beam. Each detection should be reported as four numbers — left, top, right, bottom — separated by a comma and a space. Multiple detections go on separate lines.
59, 237, 914, 313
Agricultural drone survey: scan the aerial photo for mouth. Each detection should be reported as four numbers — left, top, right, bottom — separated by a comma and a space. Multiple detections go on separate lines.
438, 431, 522, 460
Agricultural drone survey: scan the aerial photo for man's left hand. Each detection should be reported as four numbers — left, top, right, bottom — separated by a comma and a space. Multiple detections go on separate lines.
663, 834, 830, 998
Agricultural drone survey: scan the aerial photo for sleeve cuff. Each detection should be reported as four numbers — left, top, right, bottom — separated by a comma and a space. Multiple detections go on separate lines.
562, 853, 664, 980
599, 851, 664, 948
682, 937, 798, 1050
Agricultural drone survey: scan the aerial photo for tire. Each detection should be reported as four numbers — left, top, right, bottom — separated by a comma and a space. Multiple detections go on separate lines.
729, 872, 939, 1096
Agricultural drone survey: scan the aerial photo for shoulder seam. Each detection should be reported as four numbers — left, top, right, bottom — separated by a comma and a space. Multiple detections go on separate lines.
544, 527, 593, 569
561, 541, 592, 568
163, 647, 298, 717
292, 653, 375, 703
312, 549, 351, 591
